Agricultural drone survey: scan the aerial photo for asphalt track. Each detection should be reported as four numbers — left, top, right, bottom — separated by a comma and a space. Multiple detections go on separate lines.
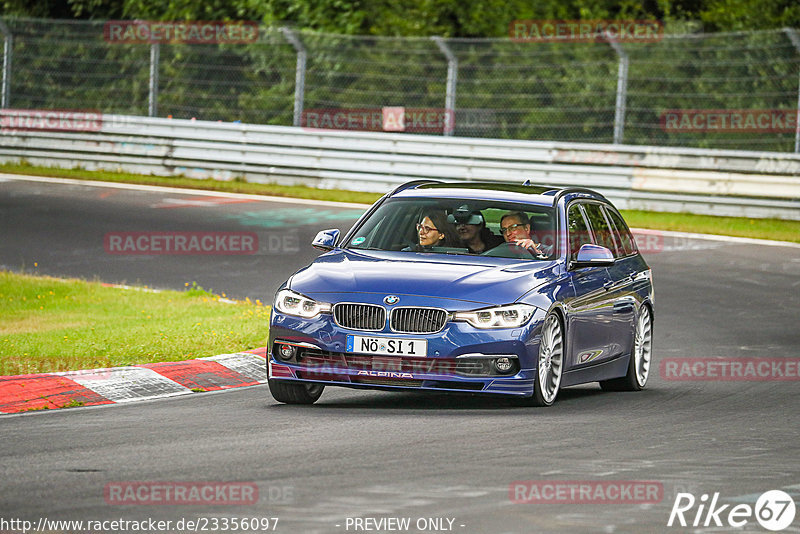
1, 175, 800, 533
0, 175, 365, 301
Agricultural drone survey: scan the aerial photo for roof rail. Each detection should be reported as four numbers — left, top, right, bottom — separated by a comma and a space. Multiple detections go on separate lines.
520, 179, 564, 196
390, 179, 442, 195
521, 180, 591, 200
553, 187, 606, 205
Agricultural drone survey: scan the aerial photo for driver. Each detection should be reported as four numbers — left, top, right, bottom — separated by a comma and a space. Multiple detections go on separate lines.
499, 211, 548, 255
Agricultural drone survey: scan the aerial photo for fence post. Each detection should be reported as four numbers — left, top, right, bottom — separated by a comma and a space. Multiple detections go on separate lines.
281, 28, 306, 127
0, 20, 12, 109
784, 28, 800, 154
148, 43, 159, 117
432, 36, 457, 136
607, 36, 628, 145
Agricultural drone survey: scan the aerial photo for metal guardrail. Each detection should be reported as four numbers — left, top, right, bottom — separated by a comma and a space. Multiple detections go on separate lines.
1, 114, 799, 219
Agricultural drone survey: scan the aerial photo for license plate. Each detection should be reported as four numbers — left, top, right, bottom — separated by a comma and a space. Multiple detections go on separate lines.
346, 335, 427, 357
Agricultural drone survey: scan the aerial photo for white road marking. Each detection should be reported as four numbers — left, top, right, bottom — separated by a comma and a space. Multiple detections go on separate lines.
201, 353, 267, 382
152, 197, 259, 209
61, 366, 191, 402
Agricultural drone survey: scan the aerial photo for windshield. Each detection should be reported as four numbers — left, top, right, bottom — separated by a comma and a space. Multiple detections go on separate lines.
345, 197, 556, 260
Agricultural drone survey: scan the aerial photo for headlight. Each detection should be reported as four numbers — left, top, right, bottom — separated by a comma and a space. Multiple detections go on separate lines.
274, 289, 331, 318
454, 304, 536, 329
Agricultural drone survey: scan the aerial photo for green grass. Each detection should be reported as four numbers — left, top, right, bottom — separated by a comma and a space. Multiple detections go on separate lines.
24, 399, 85, 411
0, 271, 270, 375
619, 210, 800, 243
2, 161, 799, 242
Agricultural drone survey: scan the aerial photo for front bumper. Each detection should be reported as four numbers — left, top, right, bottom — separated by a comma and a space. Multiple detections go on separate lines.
268, 307, 546, 397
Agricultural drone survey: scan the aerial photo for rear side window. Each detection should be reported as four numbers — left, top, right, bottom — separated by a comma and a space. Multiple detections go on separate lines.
604, 207, 637, 256
567, 203, 592, 257
582, 203, 619, 255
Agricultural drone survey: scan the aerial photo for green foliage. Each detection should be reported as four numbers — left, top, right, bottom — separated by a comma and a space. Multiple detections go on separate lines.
699, 0, 800, 32
3, 0, 799, 34
0, 3, 797, 150
0, 0, 72, 18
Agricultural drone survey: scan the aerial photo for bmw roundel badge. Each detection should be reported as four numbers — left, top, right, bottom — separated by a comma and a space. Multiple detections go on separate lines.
384, 295, 400, 305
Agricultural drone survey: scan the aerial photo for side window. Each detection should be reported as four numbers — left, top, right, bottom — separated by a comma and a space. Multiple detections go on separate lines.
604, 207, 637, 256
529, 210, 556, 252
582, 203, 619, 256
567, 203, 592, 257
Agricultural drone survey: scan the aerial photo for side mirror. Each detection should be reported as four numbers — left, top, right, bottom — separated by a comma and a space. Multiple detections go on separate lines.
312, 229, 340, 251
571, 244, 615, 269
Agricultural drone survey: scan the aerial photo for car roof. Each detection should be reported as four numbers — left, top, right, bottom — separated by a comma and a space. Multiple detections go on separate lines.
390, 180, 606, 207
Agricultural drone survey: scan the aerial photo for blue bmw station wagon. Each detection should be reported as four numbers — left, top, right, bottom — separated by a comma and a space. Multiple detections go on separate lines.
268, 181, 654, 406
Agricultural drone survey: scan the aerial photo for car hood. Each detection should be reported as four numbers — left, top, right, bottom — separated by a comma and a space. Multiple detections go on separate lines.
288, 249, 559, 306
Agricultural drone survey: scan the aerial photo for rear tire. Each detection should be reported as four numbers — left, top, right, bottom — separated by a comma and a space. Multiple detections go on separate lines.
268, 379, 324, 404
600, 305, 652, 392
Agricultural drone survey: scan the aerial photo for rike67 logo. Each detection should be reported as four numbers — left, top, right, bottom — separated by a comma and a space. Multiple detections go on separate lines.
668, 490, 796, 531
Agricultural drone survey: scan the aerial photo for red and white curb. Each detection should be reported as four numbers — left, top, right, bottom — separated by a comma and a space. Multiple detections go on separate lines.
0, 347, 268, 414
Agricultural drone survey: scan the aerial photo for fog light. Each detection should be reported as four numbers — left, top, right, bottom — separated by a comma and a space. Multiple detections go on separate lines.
494, 357, 514, 373
277, 343, 296, 361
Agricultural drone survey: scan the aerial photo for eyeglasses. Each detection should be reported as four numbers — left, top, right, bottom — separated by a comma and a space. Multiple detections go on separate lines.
500, 223, 528, 234
416, 223, 439, 234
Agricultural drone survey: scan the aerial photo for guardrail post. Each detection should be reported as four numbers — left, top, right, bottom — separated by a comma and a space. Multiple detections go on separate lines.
607, 36, 628, 145
148, 43, 159, 117
784, 28, 800, 153
0, 20, 12, 109
281, 28, 306, 128
432, 36, 457, 136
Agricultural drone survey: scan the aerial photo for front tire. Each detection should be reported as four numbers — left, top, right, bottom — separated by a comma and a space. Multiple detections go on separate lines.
600, 305, 653, 392
524, 312, 564, 407
268, 379, 324, 404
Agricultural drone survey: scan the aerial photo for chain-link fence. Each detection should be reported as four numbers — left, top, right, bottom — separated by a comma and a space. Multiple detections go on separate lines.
1, 18, 799, 152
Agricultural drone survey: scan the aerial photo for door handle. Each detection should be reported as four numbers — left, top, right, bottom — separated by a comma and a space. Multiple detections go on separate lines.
603, 281, 615, 291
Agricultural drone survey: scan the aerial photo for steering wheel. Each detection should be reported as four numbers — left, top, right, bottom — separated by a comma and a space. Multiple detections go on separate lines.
482, 241, 539, 258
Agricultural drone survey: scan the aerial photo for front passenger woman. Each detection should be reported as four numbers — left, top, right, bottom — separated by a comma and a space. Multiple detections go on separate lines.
404, 209, 458, 252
